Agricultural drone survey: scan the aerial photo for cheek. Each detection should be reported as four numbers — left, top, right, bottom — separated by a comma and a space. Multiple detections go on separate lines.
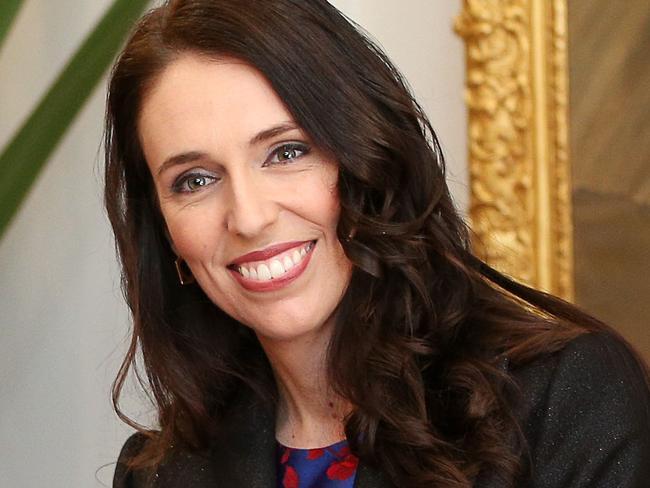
164, 208, 219, 260
301, 166, 341, 230
306, 174, 350, 267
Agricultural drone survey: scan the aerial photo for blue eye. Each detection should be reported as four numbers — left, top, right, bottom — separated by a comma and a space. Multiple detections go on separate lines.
173, 172, 218, 193
267, 142, 310, 165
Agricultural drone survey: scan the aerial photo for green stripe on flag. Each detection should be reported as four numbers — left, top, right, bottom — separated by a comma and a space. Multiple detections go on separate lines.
0, 0, 24, 51
0, 0, 150, 238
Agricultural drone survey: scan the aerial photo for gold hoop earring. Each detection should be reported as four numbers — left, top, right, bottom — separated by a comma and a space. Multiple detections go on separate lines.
174, 257, 195, 285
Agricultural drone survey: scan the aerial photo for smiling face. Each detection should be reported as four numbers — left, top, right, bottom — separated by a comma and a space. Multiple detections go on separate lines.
138, 54, 353, 344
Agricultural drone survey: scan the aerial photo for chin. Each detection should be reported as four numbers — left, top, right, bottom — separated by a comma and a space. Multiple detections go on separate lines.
242, 308, 338, 345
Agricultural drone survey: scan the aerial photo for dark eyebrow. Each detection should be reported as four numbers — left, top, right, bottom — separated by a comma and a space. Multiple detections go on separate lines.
249, 122, 300, 146
157, 122, 300, 176
157, 151, 209, 177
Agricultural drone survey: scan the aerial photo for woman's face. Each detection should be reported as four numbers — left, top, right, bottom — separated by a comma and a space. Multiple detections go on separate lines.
138, 54, 353, 343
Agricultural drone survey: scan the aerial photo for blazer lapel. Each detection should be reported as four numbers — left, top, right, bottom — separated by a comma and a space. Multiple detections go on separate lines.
353, 462, 395, 488
209, 395, 278, 488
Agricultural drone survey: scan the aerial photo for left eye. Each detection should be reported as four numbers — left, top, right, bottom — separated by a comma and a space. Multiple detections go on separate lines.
266, 143, 309, 165
172, 172, 219, 193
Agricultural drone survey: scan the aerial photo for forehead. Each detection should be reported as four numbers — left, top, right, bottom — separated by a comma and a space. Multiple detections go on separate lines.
137, 54, 295, 161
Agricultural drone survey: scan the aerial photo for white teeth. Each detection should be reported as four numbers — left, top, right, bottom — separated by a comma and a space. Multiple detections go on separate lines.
257, 263, 272, 281
236, 241, 315, 280
269, 260, 285, 278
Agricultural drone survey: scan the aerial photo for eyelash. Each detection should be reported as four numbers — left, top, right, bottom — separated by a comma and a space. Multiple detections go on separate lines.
264, 142, 310, 166
171, 142, 311, 194
172, 171, 218, 194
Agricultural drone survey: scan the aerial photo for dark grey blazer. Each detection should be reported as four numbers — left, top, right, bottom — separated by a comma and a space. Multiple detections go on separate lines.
113, 333, 650, 487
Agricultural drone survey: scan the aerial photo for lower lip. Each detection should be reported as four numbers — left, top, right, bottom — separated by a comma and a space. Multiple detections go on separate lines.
228, 241, 316, 292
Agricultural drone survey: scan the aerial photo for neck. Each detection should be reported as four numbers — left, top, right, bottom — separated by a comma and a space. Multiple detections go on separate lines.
257, 324, 350, 448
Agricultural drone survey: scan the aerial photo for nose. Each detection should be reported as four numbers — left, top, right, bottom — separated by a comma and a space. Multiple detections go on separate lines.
224, 170, 278, 238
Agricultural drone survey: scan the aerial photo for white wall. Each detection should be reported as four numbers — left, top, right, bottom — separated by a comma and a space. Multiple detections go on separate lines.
0, 1, 466, 486
0, 2, 136, 487
330, 0, 468, 211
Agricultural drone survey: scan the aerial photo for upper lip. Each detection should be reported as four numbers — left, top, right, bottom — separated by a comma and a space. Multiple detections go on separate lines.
229, 240, 313, 266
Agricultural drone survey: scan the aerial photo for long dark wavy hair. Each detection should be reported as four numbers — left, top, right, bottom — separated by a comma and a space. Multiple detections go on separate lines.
104, 1, 638, 486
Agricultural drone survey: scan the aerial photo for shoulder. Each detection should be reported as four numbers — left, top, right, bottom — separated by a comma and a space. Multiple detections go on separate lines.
113, 432, 215, 488
514, 331, 650, 426
113, 432, 148, 488
513, 331, 650, 487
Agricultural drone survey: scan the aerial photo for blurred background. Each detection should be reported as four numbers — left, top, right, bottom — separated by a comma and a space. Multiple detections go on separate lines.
1, 0, 648, 487
568, 0, 650, 363
0, 1, 466, 486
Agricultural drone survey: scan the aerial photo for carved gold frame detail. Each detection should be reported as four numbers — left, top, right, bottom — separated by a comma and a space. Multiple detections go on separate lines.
455, 0, 574, 300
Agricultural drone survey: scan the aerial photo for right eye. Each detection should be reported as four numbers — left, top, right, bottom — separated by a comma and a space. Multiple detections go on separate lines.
172, 172, 218, 193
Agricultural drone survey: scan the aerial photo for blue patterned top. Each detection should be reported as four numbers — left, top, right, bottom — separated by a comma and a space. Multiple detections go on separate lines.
276, 439, 359, 488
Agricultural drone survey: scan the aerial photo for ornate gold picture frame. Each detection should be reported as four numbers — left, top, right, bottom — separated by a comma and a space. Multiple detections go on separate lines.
455, 0, 573, 300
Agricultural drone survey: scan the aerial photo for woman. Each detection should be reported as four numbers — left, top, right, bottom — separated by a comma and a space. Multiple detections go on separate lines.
107, 1, 650, 487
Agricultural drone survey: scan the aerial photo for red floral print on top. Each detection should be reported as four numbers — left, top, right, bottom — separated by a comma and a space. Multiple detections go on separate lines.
277, 439, 359, 488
